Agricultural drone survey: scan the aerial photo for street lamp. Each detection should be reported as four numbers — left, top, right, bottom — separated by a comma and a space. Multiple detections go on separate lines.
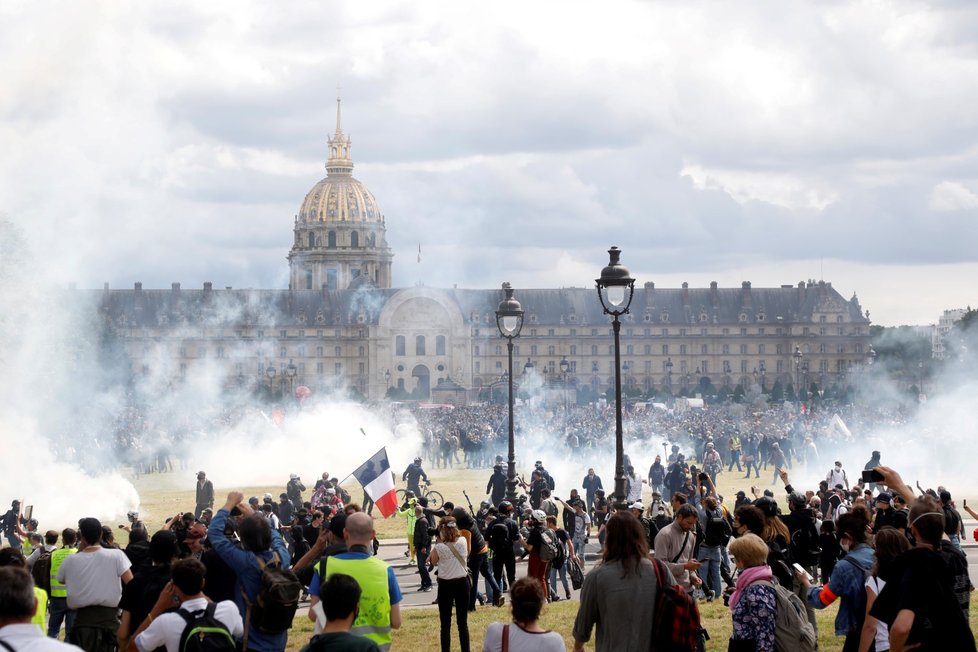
266, 366, 277, 399
866, 345, 877, 366
759, 360, 766, 391
559, 355, 570, 414
384, 369, 391, 395
595, 246, 635, 511
286, 359, 297, 397
666, 357, 673, 393
495, 282, 524, 504
793, 345, 803, 403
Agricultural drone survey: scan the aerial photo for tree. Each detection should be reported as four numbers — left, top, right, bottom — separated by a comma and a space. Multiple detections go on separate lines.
771, 380, 784, 402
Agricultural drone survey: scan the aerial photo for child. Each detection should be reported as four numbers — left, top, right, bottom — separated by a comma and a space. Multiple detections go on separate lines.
818, 519, 841, 583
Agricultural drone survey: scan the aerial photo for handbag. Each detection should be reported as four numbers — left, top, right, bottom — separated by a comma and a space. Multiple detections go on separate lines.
445, 540, 474, 591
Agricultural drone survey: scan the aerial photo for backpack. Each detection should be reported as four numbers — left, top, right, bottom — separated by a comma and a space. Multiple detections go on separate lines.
242, 552, 303, 636
942, 504, 960, 536
550, 532, 567, 570
487, 521, 510, 550
750, 580, 817, 652
568, 556, 584, 590
789, 517, 822, 567
703, 510, 731, 547
178, 603, 236, 652
651, 559, 708, 652
31, 550, 52, 595
537, 528, 559, 562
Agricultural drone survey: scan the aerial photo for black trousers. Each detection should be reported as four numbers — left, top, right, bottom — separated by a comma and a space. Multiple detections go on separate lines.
491, 546, 516, 588
437, 577, 469, 652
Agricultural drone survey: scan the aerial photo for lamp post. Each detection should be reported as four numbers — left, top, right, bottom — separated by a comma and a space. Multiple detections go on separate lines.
666, 357, 673, 394
759, 360, 766, 392
793, 345, 803, 402
266, 366, 277, 400
496, 282, 524, 504
385, 369, 391, 390
595, 246, 635, 511
560, 356, 570, 415
286, 359, 297, 398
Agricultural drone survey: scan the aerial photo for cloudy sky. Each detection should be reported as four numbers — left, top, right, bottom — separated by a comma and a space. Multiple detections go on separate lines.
2, 0, 977, 326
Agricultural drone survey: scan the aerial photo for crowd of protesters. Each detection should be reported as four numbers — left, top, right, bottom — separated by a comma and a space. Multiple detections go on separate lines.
3, 397, 977, 652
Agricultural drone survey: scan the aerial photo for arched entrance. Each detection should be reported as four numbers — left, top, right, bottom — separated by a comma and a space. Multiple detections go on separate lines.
412, 364, 431, 399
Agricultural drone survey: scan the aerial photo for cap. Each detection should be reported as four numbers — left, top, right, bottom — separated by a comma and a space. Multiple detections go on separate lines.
735, 490, 746, 497
629, 502, 644, 511
788, 492, 807, 507
531, 509, 547, 521
876, 492, 892, 504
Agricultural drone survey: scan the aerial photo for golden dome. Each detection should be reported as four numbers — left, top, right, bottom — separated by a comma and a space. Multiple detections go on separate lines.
298, 98, 382, 224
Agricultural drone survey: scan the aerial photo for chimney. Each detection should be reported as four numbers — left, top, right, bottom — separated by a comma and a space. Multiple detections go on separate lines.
798, 281, 806, 303
103, 282, 109, 291
817, 280, 827, 299
134, 282, 142, 291
741, 281, 752, 308
682, 282, 689, 306
172, 282, 181, 292
203, 282, 213, 292
710, 281, 718, 307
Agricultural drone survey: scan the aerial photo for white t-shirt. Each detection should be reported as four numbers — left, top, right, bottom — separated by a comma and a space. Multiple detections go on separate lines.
56, 547, 131, 609
0, 623, 83, 652
433, 539, 469, 580
866, 576, 889, 651
572, 512, 591, 540
482, 623, 565, 652
134, 597, 243, 652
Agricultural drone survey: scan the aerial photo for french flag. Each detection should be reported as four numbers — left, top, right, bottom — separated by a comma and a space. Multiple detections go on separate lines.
352, 447, 398, 518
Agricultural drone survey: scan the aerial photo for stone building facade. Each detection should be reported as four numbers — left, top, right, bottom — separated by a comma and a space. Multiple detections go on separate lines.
95, 104, 873, 403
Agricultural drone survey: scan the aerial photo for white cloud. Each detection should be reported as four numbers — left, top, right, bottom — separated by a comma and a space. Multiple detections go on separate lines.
929, 181, 978, 211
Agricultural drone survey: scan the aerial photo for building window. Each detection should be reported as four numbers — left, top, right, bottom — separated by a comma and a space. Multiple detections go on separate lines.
326, 270, 337, 290
327, 231, 336, 248
531, 345, 538, 356
316, 362, 324, 374
662, 344, 669, 355
436, 335, 446, 355
592, 345, 598, 355
335, 346, 342, 357
495, 345, 502, 355
645, 345, 651, 355
358, 346, 365, 356
741, 360, 748, 373
280, 347, 287, 358
474, 345, 480, 356
395, 336, 405, 356
305, 271, 313, 290
549, 345, 556, 356
416, 335, 425, 355
570, 345, 577, 355
758, 344, 765, 355
350, 231, 359, 248
740, 344, 747, 355
701, 344, 707, 354
334, 363, 342, 376
680, 344, 687, 355
776, 344, 783, 355
317, 346, 323, 357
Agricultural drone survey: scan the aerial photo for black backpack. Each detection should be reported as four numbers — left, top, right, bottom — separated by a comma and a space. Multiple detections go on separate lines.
487, 521, 510, 550
942, 504, 960, 536
703, 510, 731, 547
242, 552, 302, 636
789, 517, 822, 567
178, 603, 236, 652
31, 550, 52, 595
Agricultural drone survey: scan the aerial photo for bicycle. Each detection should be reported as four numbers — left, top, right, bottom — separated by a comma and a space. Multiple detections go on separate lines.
396, 481, 443, 509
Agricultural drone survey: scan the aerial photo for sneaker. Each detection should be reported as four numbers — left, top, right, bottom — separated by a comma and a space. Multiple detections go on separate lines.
419, 586, 432, 592
566, 591, 572, 600
495, 596, 505, 607
551, 595, 561, 602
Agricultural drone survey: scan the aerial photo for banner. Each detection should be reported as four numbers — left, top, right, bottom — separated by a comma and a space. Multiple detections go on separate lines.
351, 447, 398, 518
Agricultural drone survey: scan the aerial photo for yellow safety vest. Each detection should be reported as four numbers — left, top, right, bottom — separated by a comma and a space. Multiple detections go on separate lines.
323, 555, 393, 651
49, 547, 76, 598
32, 586, 47, 630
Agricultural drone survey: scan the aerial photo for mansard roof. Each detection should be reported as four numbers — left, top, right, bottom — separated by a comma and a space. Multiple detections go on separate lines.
93, 280, 866, 330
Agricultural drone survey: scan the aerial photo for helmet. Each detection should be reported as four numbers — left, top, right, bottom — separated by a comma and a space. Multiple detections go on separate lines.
498, 501, 512, 513
480, 500, 491, 510
405, 490, 415, 498
531, 509, 547, 522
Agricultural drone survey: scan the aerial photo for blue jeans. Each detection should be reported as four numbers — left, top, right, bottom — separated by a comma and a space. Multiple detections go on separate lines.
468, 552, 501, 608
549, 562, 571, 597
48, 597, 76, 639
697, 544, 723, 599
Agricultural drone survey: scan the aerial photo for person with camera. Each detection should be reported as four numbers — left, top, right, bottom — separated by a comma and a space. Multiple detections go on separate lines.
430, 515, 471, 652
207, 491, 291, 652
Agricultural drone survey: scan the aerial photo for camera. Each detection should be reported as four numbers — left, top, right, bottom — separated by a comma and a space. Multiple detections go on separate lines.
861, 469, 884, 484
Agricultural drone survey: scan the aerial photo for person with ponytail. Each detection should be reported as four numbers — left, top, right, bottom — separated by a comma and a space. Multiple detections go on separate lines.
797, 508, 874, 652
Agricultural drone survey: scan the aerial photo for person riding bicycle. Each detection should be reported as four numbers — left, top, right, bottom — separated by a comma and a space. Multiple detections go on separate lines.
402, 457, 429, 497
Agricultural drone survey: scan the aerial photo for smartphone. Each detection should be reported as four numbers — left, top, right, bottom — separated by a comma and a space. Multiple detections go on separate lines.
861, 469, 884, 484
793, 562, 813, 582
